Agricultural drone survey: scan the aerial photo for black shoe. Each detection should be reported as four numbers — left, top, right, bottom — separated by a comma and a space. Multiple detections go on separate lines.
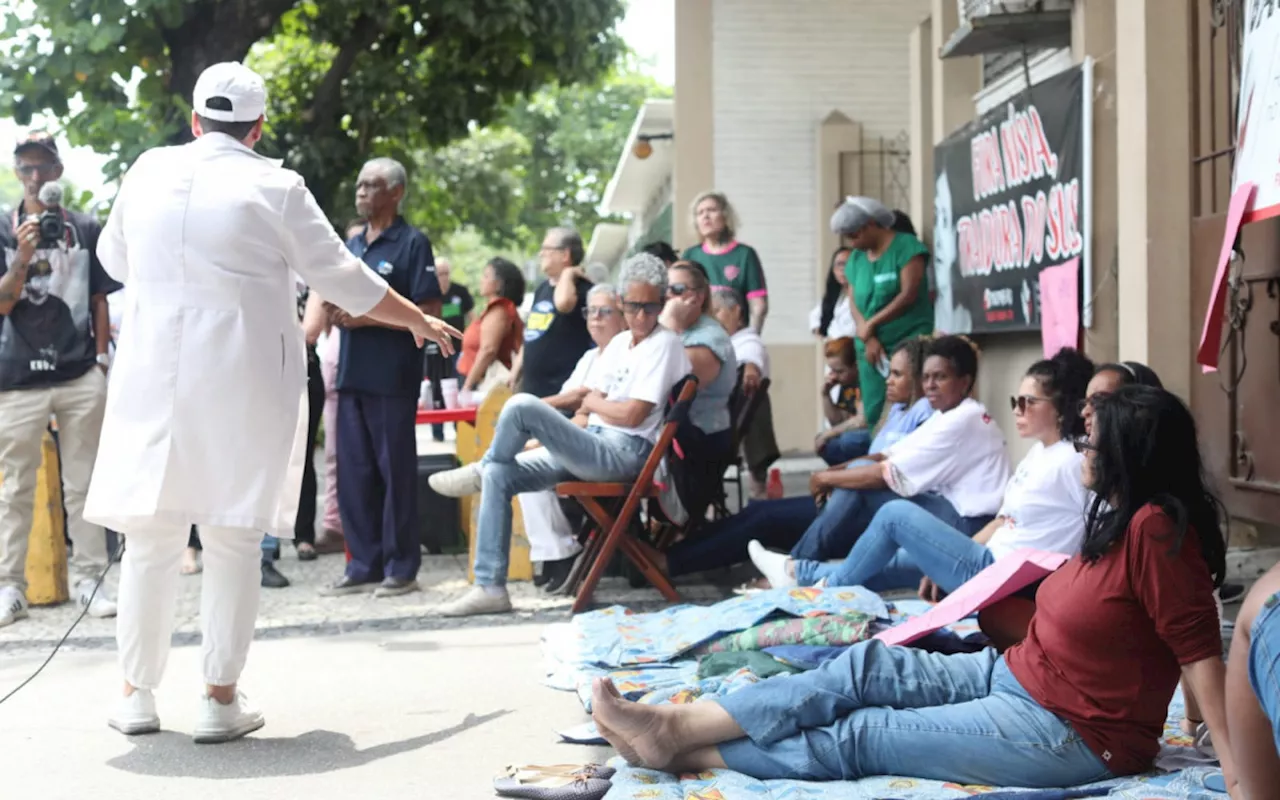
540, 555, 577, 595
261, 561, 290, 589
1220, 582, 1245, 605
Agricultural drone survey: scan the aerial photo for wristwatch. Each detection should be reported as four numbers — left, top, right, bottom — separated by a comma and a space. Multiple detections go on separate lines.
96, 353, 111, 368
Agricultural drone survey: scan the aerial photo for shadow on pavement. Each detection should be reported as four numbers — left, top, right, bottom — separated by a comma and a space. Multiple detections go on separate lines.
106, 709, 510, 778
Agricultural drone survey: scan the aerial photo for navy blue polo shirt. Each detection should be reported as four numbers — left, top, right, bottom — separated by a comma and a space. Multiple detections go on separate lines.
336, 217, 441, 397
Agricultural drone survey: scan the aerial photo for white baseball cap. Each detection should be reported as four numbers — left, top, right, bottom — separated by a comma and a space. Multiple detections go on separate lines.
192, 62, 267, 123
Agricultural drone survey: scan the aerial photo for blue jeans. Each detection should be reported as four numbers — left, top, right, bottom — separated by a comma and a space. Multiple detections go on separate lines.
261, 535, 278, 560
666, 495, 817, 577
789, 460, 990, 562
1250, 590, 1280, 752
795, 499, 995, 590
718, 641, 1112, 786
473, 394, 651, 586
820, 429, 871, 466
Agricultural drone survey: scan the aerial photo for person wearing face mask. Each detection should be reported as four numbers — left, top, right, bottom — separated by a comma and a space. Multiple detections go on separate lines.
782, 335, 1009, 565
518, 283, 627, 593
750, 348, 1094, 593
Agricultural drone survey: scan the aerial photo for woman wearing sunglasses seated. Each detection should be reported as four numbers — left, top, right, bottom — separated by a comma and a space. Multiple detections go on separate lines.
591, 385, 1237, 789
749, 348, 1094, 594
660, 260, 737, 454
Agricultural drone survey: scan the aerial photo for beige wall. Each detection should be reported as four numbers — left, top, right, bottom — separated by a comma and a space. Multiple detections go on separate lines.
673, 0, 714, 250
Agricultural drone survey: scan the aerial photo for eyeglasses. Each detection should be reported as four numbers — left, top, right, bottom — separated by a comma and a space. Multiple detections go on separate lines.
1009, 395, 1051, 414
622, 301, 663, 317
667, 283, 691, 297
583, 306, 617, 319
1076, 392, 1111, 416
16, 163, 58, 178
1071, 436, 1097, 454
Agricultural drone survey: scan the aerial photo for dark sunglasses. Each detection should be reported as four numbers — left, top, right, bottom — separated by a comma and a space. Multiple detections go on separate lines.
668, 283, 700, 297
622, 301, 663, 316
583, 306, 617, 319
1071, 435, 1097, 454
1076, 391, 1111, 417
1009, 395, 1051, 414
16, 163, 58, 177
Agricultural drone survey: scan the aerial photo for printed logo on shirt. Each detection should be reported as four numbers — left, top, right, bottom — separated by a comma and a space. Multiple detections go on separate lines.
376, 260, 395, 276
523, 299, 556, 342
873, 273, 897, 284
723, 265, 740, 281
982, 413, 992, 424
441, 295, 463, 318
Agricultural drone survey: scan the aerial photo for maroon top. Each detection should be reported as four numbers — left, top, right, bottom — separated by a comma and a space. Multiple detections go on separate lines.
1005, 504, 1221, 775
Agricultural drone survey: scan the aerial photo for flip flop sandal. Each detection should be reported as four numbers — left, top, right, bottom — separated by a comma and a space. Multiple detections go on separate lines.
493, 765, 613, 799
499, 764, 616, 782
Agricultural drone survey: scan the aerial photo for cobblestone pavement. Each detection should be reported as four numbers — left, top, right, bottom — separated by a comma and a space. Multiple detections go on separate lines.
0, 549, 738, 654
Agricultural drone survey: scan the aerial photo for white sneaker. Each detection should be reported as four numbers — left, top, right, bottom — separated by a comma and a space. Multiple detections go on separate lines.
438, 586, 513, 618
193, 691, 265, 744
0, 586, 28, 628
747, 540, 797, 589
108, 689, 161, 735
75, 578, 118, 618
428, 464, 483, 497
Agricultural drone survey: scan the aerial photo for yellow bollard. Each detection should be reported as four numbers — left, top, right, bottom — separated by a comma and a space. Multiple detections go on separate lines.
458, 386, 532, 583
0, 432, 70, 605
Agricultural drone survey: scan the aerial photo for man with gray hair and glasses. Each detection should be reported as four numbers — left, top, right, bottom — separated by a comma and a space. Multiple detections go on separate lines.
320, 156, 443, 600
431, 254, 691, 616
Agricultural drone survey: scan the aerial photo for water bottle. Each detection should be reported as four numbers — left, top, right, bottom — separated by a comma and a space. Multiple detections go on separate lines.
418, 379, 432, 410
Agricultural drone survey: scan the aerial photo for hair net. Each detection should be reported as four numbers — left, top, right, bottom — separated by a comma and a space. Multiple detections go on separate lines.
830, 196, 895, 235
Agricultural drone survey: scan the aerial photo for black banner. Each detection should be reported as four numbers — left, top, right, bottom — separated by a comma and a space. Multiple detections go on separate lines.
932, 65, 1085, 334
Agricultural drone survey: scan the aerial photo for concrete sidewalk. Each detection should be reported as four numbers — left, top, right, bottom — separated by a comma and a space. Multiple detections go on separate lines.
0, 623, 605, 798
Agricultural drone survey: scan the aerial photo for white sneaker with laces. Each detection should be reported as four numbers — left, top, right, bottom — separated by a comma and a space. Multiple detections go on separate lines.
108, 689, 161, 735
76, 578, 118, 618
0, 586, 28, 628
193, 691, 265, 744
438, 586, 512, 617
427, 463, 483, 498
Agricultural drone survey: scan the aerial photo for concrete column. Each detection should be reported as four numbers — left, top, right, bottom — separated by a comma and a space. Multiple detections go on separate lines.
1115, 0, 1194, 397
1073, 0, 1119, 365
673, 0, 714, 250
931, 0, 982, 145
909, 18, 935, 240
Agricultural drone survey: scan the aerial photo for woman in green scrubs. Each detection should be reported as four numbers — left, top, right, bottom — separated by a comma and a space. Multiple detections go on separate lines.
830, 197, 933, 426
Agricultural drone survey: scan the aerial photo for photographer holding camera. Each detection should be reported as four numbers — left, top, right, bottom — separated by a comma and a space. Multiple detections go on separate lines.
0, 131, 121, 628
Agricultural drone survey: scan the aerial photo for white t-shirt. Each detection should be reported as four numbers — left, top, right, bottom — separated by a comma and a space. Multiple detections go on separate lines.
561, 347, 602, 392
986, 440, 1090, 561
730, 328, 769, 379
882, 398, 1010, 518
587, 327, 692, 443
809, 295, 856, 339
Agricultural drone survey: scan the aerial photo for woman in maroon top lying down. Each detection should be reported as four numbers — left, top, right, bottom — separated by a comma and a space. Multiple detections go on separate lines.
591, 385, 1238, 792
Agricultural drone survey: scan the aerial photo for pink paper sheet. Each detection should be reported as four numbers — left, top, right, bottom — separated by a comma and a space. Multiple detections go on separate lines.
1038, 258, 1079, 358
874, 549, 1070, 647
1197, 182, 1256, 373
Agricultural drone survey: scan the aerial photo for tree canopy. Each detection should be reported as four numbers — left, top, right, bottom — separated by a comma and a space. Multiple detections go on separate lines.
0, 0, 627, 212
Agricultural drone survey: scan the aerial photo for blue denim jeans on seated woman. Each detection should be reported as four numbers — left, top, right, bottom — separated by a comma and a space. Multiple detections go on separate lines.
819, 428, 872, 466
717, 640, 1112, 786
666, 495, 817, 577
472, 394, 651, 587
788, 461, 992, 563
794, 499, 996, 590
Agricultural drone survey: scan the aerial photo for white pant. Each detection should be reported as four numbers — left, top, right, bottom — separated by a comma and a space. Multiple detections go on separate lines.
117, 525, 262, 689
518, 491, 581, 562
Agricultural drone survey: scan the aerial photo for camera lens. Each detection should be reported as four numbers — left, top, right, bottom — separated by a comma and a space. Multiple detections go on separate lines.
38, 210, 63, 245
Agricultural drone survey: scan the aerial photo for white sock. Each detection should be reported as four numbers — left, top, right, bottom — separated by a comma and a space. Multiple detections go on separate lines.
748, 540, 796, 588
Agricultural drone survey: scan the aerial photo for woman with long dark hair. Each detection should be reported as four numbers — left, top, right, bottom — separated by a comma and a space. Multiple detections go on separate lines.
590, 385, 1237, 790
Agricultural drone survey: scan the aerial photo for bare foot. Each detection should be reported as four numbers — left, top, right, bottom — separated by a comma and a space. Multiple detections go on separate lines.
591, 678, 679, 771
181, 547, 201, 575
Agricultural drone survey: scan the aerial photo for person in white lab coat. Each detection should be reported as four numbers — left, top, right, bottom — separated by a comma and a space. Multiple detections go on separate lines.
88, 62, 459, 744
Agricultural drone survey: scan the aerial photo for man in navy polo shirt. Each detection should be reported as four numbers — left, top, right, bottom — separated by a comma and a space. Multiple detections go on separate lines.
321, 157, 441, 598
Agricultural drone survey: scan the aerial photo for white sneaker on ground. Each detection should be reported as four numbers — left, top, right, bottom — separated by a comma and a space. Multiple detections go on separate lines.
0, 586, 29, 628
438, 586, 513, 617
747, 540, 797, 589
108, 689, 161, 735
193, 691, 265, 744
75, 578, 118, 618
428, 464, 483, 498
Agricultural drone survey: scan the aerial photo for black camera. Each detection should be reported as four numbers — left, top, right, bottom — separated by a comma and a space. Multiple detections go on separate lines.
37, 209, 64, 246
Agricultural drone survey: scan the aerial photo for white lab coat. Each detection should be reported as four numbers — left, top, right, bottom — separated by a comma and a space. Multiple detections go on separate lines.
85, 133, 388, 537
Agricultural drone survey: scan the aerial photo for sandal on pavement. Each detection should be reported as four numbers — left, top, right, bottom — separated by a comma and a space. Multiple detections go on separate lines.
493, 764, 614, 800
501, 765, 615, 782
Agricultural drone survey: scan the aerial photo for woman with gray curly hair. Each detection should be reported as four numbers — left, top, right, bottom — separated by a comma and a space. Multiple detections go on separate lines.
831, 196, 934, 427
430, 252, 691, 616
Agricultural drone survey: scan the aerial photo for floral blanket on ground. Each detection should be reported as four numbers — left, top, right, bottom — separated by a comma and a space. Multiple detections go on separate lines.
693, 611, 875, 656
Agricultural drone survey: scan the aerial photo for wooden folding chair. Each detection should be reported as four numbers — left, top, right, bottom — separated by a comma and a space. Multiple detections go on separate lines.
555, 378, 698, 614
